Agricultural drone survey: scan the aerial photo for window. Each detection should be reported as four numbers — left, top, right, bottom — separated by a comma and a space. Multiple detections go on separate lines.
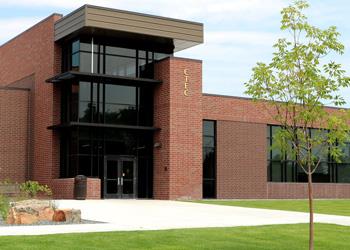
60, 127, 154, 189
203, 120, 216, 198
62, 81, 153, 127
267, 125, 350, 183
104, 85, 137, 125
78, 82, 91, 122
71, 40, 80, 71
62, 38, 172, 78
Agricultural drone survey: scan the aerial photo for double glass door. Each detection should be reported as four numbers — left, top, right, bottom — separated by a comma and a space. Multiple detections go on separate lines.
104, 156, 137, 198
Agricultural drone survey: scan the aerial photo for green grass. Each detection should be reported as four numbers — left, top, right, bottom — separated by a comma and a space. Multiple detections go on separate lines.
195, 199, 350, 216
0, 223, 349, 249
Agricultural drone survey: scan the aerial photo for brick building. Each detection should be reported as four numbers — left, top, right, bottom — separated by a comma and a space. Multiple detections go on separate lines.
1, 5, 350, 199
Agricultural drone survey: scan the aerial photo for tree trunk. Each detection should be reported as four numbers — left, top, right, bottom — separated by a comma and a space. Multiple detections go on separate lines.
307, 170, 314, 250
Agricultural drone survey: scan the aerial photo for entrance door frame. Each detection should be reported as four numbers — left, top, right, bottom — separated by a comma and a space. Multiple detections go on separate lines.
104, 155, 138, 199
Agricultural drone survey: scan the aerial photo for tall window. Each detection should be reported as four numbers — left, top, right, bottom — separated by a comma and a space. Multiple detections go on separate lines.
203, 120, 216, 198
62, 81, 153, 127
267, 125, 350, 183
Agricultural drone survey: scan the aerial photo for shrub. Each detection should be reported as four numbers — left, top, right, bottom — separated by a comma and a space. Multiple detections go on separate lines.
0, 179, 14, 185
19, 181, 52, 198
0, 195, 9, 221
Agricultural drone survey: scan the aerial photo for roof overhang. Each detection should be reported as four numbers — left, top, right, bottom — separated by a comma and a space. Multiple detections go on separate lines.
48, 122, 160, 131
46, 71, 162, 87
54, 5, 203, 52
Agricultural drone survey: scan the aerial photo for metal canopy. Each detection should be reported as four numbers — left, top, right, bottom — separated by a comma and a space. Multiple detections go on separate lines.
48, 122, 160, 131
46, 71, 162, 87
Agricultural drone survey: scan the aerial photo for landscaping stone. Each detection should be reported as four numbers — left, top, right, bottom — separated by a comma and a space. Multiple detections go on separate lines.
62, 209, 81, 223
52, 210, 66, 222
6, 199, 81, 225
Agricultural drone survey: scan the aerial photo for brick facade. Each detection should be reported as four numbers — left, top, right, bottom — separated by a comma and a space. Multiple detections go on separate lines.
52, 178, 101, 199
153, 57, 203, 199
0, 14, 63, 195
0, 88, 30, 183
1, 12, 350, 200
204, 95, 350, 199
268, 183, 350, 199
216, 120, 267, 199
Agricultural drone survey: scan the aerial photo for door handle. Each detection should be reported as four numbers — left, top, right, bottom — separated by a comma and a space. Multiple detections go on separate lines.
117, 178, 120, 185
121, 178, 123, 186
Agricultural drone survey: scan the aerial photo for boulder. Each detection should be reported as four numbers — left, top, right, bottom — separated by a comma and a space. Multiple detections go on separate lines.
7, 199, 51, 225
38, 207, 55, 221
62, 209, 81, 223
52, 210, 66, 222
6, 199, 81, 225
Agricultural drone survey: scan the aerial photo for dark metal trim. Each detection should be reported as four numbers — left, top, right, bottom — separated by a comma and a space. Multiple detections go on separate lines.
46, 71, 162, 86
48, 121, 160, 131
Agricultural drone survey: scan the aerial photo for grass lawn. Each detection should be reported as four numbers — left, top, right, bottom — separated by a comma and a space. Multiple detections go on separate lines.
0, 223, 349, 249
195, 199, 350, 216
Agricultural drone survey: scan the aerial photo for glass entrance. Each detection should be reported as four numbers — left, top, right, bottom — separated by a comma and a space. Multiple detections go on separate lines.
104, 156, 137, 198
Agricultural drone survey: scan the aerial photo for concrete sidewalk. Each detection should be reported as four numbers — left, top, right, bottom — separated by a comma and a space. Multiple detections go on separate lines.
0, 199, 349, 236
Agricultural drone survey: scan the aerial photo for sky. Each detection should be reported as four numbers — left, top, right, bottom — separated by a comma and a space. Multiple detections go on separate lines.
1, 0, 350, 103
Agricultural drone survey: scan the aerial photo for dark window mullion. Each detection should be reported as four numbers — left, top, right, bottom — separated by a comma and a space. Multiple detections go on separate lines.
136, 50, 139, 77
90, 81, 93, 122
136, 87, 140, 126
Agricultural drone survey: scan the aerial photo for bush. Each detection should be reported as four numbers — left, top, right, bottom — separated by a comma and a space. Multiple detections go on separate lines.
0, 179, 14, 185
19, 181, 52, 198
0, 195, 9, 221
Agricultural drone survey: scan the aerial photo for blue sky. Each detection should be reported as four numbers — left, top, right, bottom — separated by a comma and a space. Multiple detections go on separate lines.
1, 0, 350, 103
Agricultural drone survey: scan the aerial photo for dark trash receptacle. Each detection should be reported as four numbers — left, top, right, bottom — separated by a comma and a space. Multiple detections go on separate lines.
74, 175, 87, 200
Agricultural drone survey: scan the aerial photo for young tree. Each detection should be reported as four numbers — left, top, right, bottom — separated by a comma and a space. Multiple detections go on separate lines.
245, 1, 350, 249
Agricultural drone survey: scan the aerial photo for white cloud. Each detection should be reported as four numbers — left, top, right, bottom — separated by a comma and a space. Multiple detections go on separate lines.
205, 31, 279, 46
0, 17, 43, 45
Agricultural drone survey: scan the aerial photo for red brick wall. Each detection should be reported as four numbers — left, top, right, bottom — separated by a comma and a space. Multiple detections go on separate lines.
52, 178, 101, 199
203, 95, 273, 124
268, 183, 350, 199
0, 14, 62, 188
217, 120, 267, 198
0, 88, 30, 183
153, 57, 203, 199
52, 178, 74, 199
202, 94, 341, 126
204, 95, 350, 199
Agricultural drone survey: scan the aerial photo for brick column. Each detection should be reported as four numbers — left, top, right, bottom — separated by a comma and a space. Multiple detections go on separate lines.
153, 57, 202, 200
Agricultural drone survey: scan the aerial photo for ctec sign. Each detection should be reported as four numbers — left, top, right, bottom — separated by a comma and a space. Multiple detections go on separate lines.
183, 69, 190, 96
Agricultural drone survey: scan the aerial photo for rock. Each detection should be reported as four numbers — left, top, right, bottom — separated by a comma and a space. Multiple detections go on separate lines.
52, 210, 66, 222
18, 213, 39, 224
6, 199, 81, 225
6, 199, 54, 225
38, 207, 55, 221
62, 209, 81, 223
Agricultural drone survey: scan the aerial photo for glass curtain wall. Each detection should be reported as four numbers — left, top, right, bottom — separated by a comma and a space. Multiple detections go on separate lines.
59, 36, 160, 198
61, 81, 153, 126
62, 38, 171, 78
267, 125, 350, 183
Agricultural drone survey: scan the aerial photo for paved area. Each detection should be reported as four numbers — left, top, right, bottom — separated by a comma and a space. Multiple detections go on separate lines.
1, 199, 350, 236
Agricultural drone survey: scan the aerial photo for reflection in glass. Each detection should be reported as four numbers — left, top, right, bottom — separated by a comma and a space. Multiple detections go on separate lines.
105, 55, 136, 77
105, 85, 136, 105
104, 104, 137, 125
202, 120, 216, 198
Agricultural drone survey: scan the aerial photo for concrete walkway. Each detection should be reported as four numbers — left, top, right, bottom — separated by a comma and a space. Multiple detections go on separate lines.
1, 199, 350, 236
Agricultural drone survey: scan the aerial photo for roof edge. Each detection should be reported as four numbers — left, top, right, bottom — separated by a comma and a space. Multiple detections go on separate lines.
202, 93, 349, 110
0, 13, 63, 48
83, 4, 203, 26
